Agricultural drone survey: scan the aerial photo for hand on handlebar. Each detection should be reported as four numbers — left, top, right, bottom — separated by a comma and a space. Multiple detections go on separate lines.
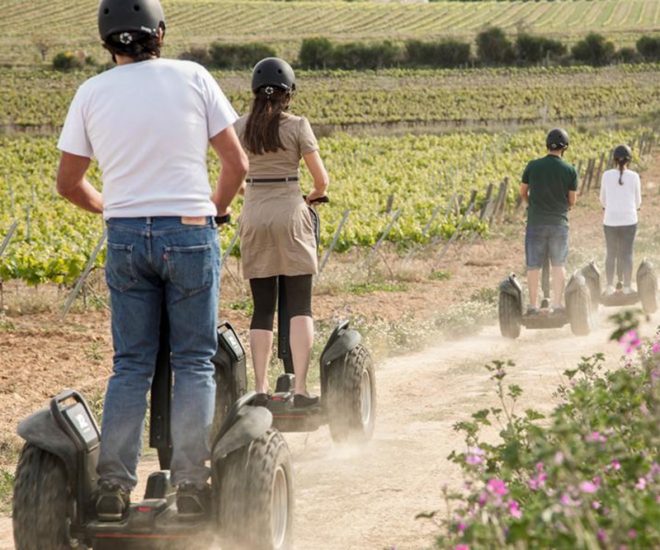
304, 191, 329, 205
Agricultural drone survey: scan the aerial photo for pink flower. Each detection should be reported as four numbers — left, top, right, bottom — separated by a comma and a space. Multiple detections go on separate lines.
592, 500, 601, 510
457, 522, 467, 534
628, 529, 637, 539
560, 493, 580, 507
635, 478, 647, 490
477, 491, 488, 507
466, 447, 485, 465
554, 451, 564, 465
609, 460, 621, 471
620, 330, 642, 354
586, 431, 607, 443
652, 341, 660, 354
579, 481, 598, 494
508, 499, 522, 519
528, 462, 548, 490
455, 545, 470, 550
597, 529, 608, 543
487, 478, 508, 496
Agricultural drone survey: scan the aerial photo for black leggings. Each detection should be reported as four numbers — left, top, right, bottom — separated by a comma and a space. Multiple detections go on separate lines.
604, 224, 637, 287
249, 275, 313, 331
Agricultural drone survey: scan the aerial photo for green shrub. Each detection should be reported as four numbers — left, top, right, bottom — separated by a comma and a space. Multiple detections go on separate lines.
299, 37, 334, 69
208, 42, 276, 69
515, 33, 566, 65
52, 51, 84, 71
476, 27, 515, 66
636, 35, 660, 62
330, 40, 403, 70
405, 40, 471, 68
571, 33, 616, 66
178, 46, 211, 66
615, 47, 642, 64
434, 318, 660, 549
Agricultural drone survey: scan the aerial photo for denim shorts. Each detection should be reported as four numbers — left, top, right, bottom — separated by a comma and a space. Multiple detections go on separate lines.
525, 224, 569, 269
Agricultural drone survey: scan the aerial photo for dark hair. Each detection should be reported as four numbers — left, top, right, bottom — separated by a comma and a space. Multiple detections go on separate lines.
103, 29, 162, 62
244, 87, 292, 155
616, 158, 629, 186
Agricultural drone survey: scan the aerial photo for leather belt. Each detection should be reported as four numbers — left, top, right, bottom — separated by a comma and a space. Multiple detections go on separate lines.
246, 176, 299, 184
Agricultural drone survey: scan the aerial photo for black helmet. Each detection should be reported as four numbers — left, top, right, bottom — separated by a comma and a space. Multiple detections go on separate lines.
546, 128, 569, 150
613, 144, 632, 162
98, 0, 165, 42
251, 58, 296, 94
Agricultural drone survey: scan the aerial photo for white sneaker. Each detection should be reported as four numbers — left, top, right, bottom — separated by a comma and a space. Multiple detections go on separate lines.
623, 287, 634, 295
605, 286, 615, 296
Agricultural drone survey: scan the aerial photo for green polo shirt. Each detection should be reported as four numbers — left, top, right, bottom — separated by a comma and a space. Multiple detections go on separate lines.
522, 155, 578, 226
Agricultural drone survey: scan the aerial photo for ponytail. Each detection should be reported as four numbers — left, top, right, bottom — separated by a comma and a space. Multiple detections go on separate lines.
617, 159, 627, 186
244, 88, 291, 155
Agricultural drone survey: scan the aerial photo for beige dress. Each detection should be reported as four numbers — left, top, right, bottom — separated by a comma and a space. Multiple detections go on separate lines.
235, 113, 320, 279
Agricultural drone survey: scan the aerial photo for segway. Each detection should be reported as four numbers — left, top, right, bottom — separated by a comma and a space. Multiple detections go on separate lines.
581, 259, 658, 314
499, 256, 593, 339
266, 197, 376, 443
13, 226, 294, 550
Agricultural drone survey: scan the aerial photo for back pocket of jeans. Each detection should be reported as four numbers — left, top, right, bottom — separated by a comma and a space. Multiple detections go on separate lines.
165, 243, 213, 297
105, 243, 137, 292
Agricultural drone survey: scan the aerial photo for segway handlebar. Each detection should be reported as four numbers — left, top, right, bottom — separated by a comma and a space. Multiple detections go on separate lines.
214, 213, 231, 225
304, 195, 329, 205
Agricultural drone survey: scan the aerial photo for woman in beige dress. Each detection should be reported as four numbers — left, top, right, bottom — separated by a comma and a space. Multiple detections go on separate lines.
235, 57, 329, 408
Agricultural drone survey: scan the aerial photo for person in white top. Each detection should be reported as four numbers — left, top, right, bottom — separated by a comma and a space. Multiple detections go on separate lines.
56, 0, 247, 520
599, 144, 642, 295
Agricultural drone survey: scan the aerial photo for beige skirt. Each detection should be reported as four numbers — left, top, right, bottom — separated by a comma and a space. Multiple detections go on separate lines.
239, 183, 318, 279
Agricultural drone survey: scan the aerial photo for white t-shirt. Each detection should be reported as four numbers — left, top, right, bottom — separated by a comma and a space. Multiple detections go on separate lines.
599, 168, 642, 227
58, 58, 237, 219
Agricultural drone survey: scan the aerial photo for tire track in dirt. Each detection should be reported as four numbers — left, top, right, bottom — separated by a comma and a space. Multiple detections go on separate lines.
0, 309, 652, 549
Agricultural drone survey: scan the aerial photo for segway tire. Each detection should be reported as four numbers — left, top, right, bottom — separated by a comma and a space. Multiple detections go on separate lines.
567, 282, 591, 336
13, 444, 77, 550
498, 291, 521, 339
326, 344, 376, 443
217, 430, 293, 550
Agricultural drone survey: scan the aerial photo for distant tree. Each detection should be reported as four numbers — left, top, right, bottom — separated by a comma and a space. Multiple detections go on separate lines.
299, 37, 334, 69
571, 33, 615, 66
476, 27, 515, 66
515, 34, 566, 65
614, 47, 642, 64
636, 35, 660, 62
405, 40, 471, 68
208, 42, 276, 69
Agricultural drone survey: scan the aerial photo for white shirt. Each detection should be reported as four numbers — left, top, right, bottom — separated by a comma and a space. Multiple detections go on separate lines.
599, 168, 642, 227
58, 58, 237, 219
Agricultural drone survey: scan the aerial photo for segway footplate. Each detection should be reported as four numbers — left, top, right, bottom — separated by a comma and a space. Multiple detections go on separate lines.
601, 291, 639, 307
267, 393, 324, 432
522, 309, 568, 329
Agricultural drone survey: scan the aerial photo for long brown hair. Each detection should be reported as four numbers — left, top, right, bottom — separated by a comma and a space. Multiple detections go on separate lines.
244, 87, 291, 155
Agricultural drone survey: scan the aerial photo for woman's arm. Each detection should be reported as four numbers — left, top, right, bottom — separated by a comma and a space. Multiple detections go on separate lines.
302, 150, 329, 203
635, 174, 642, 210
599, 177, 606, 209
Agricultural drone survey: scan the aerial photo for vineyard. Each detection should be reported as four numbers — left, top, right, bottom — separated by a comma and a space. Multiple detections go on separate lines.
2, 64, 659, 130
0, 129, 643, 285
1, 0, 659, 65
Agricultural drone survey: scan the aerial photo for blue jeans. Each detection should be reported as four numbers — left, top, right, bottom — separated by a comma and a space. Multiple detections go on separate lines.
98, 217, 220, 489
525, 224, 569, 269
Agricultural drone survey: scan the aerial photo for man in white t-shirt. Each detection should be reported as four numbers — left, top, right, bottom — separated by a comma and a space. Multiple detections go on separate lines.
56, 0, 247, 521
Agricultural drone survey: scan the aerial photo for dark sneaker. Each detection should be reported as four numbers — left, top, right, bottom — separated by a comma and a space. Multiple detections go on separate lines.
293, 393, 320, 408
526, 306, 540, 316
96, 480, 130, 522
176, 483, 211, 519
251, 393, 270, 407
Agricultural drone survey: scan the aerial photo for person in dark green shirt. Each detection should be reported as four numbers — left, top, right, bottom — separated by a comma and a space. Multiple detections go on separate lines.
520, 128, 578, 315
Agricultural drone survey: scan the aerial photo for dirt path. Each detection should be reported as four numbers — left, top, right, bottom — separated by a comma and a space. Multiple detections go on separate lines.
1, 307, 642, 550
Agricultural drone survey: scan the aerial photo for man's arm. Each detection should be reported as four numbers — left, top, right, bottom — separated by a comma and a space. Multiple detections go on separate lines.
56, 152, 103, 214
519, 183, 529, 204
209, 126, 248, 216
568, 190, 577, 208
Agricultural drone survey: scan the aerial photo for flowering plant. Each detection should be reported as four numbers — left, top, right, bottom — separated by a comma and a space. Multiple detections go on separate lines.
434, 321, 660, 549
